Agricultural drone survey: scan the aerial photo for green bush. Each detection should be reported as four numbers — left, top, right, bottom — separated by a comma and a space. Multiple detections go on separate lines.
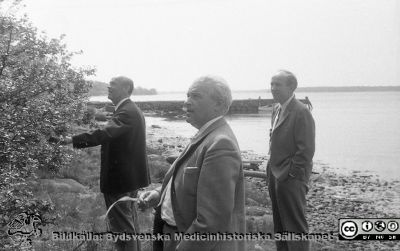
0, 1, 94, 248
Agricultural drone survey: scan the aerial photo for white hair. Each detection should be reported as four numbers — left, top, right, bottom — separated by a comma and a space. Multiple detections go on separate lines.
193, 75, 232, 114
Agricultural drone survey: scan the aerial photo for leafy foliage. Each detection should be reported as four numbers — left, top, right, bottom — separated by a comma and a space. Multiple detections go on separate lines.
0, 2, 95, 247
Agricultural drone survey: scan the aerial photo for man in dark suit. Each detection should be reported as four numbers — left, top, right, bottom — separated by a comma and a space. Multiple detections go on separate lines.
267, 70, 315, 251
64, 76, 150, 251
139, 76, 245, 251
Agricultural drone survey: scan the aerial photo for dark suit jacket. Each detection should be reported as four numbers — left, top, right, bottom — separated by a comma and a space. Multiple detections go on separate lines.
72, 99, 150, 194
268, 97, 315, 182
153, 118, 245, 251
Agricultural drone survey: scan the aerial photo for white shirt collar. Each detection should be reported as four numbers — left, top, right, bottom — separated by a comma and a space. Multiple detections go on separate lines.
195, 116, 223, 138
115, 97, 130, 111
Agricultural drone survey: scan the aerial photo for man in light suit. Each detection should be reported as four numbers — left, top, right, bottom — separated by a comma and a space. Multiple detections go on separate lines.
64, 76, 150, 251
267, 70, 315, 251
139, 76, 245, 251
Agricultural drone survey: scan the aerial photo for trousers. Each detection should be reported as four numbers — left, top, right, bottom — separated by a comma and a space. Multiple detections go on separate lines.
268, 173, 310, 251
104, 191, 141, 251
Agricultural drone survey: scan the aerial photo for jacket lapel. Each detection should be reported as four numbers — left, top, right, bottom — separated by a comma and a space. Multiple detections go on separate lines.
158, 118, 226, 207
191, 117, 226, 145
160, 118, 227, 191
174, 118, 226, 174
273, 98, 296, 132
157, 142, 193, 207
160, 143, 190, 190
274, 110, 290, 131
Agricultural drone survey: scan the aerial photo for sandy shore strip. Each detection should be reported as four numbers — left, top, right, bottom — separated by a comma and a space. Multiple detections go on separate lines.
146, 117, 400, 251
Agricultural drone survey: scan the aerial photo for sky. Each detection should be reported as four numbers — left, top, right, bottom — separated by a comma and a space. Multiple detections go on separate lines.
7, 0, 400, 91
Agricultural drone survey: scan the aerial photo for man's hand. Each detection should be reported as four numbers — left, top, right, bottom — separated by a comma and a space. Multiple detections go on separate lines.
61, 136, 73, 145
138, 190, 160, 210
48, 136, 72, 145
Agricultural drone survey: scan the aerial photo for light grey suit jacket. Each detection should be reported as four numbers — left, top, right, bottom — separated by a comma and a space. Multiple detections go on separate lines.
154, 118, 245, 251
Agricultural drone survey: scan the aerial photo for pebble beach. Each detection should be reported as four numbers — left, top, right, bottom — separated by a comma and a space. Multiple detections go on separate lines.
146, 116, 400, 251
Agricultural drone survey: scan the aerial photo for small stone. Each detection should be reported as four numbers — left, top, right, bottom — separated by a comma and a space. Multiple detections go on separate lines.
246, 206, 267, 216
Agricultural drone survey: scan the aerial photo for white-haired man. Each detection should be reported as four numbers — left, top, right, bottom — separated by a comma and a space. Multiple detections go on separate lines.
139, 76, 245, 251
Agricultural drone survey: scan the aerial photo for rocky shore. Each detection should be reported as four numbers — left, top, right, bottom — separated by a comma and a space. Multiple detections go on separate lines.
146, 117, 400, 251
24, 116, 399, 251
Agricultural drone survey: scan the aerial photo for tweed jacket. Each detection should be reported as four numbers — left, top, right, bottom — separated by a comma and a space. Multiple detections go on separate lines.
153, 118, 246, 251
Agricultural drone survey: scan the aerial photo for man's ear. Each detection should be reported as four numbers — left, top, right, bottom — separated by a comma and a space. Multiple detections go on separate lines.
214, 99, 224, 113
123, 85, 131, 95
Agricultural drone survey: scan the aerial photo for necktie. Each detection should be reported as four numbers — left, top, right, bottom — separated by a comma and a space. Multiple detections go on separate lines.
272, 107, 281, 131
269, 107, 281, 155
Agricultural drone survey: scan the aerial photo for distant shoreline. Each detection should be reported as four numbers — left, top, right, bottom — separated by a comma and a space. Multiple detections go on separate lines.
291, 86, 400, 92
90, 84, 400, 96
160, 86, 400, 94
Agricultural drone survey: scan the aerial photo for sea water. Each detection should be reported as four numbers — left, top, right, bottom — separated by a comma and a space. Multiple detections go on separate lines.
91, 91, 400, 179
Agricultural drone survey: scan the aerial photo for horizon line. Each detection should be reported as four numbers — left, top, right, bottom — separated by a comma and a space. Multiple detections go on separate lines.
158, 85, 400, 93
